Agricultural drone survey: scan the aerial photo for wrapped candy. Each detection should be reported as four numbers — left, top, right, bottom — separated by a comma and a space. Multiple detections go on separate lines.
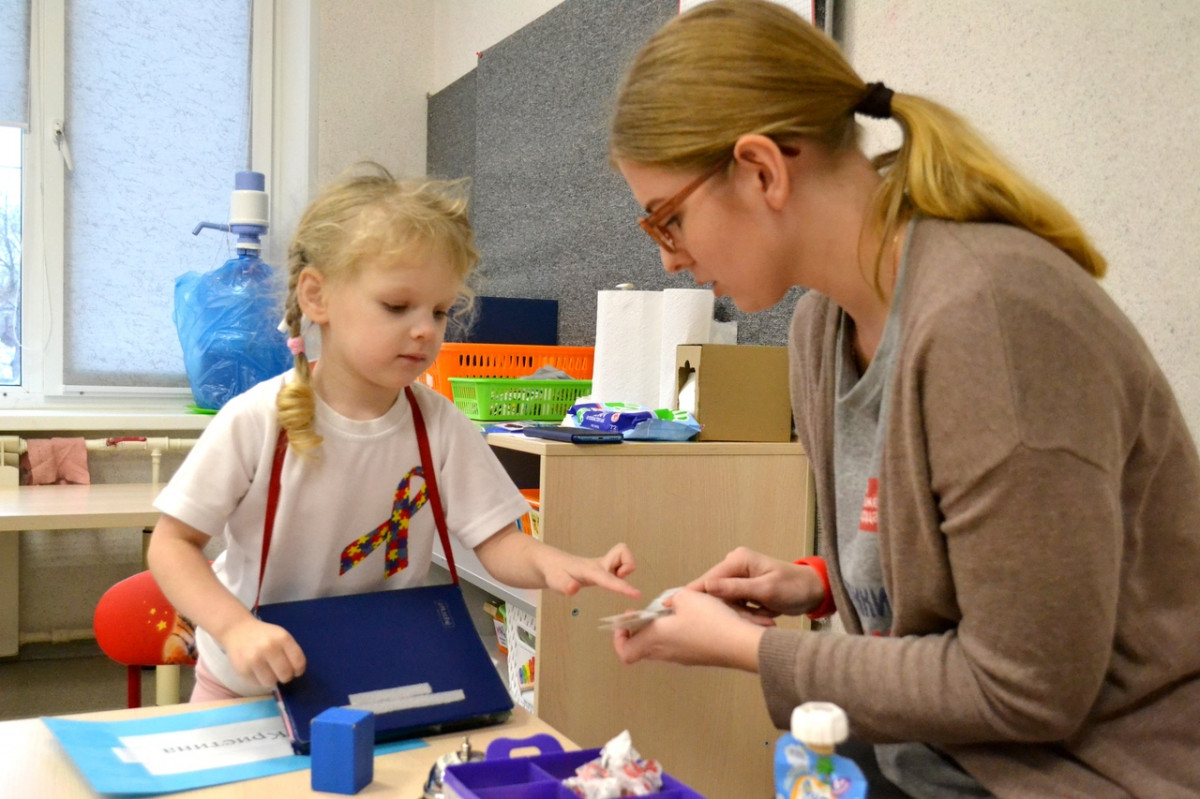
562, 730, 663, 797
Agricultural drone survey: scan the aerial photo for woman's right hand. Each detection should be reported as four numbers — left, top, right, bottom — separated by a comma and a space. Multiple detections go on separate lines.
219, 616, 307, 689
687, 547, 824, 619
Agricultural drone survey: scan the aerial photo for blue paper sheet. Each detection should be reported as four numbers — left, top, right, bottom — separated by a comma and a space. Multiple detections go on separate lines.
42, 699, 426, 796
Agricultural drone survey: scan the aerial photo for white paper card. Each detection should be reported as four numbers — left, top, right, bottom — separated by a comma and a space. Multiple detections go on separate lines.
117, 717, 293, 776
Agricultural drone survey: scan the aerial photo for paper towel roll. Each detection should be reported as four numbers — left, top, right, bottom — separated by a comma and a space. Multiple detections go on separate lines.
592, 290, 662, 408
591, 288, 734, 408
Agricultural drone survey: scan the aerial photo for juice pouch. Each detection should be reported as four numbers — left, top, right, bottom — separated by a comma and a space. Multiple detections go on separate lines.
775, 702, 868, 799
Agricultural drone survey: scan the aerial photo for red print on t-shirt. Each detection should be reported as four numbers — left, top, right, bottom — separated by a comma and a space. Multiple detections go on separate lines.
859, 477, 879, 533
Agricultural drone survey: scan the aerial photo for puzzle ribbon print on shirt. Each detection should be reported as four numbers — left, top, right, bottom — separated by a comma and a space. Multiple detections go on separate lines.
339, 467, 428, 578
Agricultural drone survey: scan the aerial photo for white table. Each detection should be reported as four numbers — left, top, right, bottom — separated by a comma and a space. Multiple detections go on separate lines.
0, 483, 166, 689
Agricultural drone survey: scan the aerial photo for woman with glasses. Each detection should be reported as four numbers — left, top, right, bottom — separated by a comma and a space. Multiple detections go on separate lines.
608, 1, 1200, 796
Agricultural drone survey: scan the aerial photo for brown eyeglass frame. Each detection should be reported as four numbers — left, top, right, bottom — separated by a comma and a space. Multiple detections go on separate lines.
637, 158, 731, 253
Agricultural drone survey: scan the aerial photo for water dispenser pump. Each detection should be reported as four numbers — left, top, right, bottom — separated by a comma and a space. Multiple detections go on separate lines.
193, 170, 270, 252
173, 170, 291, 411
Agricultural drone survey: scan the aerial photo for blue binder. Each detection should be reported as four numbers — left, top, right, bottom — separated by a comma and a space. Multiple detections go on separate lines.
257, 584, 513, 754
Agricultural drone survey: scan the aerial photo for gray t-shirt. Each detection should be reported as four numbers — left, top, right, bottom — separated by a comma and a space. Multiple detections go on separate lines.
831, 225, 991, 798
832, 303, 896, 636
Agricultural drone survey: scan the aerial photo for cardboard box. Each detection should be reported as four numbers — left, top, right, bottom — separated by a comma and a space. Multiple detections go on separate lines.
675, 344, 792, 442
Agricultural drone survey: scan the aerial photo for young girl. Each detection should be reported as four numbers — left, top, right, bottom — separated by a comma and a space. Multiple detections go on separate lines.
149, 164, 638, 701
607, 1, 1200, 796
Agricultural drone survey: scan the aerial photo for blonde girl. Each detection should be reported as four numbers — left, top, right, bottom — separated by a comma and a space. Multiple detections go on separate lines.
608, 2, 1200, 797
150, 164, 637, 702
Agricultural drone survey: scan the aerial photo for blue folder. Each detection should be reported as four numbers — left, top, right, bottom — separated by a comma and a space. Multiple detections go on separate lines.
447, 296, 558, 345
256, 583, 513, 754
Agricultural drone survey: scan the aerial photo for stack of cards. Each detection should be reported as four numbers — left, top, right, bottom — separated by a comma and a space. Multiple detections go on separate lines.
598, 588, 682, 633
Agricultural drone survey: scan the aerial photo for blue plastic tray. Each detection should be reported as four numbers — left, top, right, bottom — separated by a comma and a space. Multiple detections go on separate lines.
443, 734, 706, 798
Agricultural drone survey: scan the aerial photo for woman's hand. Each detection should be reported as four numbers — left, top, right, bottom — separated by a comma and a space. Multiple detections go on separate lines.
219, 616, 307, 689
611, 588, 764, 671
688, 546, 823, 619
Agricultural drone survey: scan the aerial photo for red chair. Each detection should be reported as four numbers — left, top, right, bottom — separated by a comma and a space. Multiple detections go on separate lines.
93, 570, 197, 708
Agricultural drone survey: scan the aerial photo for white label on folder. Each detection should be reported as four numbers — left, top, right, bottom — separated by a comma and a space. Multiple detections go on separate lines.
346, 682, 466, 715
348, 682, 434, 703
117, 717, 292, 775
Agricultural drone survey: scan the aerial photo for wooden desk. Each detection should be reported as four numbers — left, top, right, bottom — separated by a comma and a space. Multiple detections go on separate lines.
0, 482, 163, 665
0, 483, 162, 533
485, 436, 814, 799
0, 700, 574, 798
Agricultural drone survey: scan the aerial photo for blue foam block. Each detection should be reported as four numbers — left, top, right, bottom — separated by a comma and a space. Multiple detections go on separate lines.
310, 707, 374, 794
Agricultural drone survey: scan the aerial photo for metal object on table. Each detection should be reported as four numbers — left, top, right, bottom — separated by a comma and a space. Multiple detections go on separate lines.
423, 736, 486, 799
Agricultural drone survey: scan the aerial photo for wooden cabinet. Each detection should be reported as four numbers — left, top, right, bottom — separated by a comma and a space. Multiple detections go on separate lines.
481, 436, 815, 798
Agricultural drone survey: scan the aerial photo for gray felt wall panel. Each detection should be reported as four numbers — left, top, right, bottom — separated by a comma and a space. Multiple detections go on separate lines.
427, 0, 799, 347
427, 69, 476, 191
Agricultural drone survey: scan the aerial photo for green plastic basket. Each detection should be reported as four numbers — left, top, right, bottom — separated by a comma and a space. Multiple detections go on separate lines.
449, 378, 592, 421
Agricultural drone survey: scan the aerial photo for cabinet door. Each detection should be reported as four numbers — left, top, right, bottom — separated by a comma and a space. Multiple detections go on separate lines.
534, 444, 813, 799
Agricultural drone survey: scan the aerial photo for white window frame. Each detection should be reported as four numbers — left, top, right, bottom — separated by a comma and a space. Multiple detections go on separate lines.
4, 0, 314, 412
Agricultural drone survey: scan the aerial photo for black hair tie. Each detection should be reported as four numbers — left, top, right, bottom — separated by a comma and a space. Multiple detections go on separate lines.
855, 82, 894, 119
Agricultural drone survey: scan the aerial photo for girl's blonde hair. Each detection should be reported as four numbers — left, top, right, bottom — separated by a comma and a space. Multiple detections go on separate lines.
609, 0, 1105, 295
276, 163, 477, 454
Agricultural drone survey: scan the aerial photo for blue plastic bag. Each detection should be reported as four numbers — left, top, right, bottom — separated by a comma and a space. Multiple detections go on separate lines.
173, 253, 291, 410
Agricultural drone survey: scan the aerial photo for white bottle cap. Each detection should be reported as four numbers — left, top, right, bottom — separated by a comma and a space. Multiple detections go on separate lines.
790, 702, 849, 747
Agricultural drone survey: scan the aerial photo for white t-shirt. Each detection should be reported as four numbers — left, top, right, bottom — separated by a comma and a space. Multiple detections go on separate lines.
154, 373, 530, 696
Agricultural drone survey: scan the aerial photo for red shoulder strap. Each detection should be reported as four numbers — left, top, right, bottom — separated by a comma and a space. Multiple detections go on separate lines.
255, 428, 289, 611
406, 386, 458, 584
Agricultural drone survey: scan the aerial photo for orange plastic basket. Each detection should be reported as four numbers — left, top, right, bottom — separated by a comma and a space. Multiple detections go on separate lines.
420, 344, 594, 400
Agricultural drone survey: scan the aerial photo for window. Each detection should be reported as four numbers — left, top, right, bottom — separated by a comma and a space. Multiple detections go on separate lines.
1, 2, 29, 387
0, 126, 18, 386
1, 0, 312, 408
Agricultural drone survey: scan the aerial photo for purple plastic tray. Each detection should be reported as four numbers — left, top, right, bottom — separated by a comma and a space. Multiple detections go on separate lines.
443, 734, 706, 798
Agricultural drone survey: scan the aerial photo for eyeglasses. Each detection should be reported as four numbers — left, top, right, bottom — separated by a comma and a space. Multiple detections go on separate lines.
637, 158, 730, 253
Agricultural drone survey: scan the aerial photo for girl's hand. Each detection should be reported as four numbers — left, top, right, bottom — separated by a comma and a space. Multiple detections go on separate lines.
219, 616, 307, 689
687, 546, 822, 618
545, 542, 640, 599
474, 526, 639, 599
611, 588, 763, 671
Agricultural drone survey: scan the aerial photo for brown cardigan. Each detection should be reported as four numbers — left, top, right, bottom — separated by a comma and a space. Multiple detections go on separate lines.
759, 219, 1200, 797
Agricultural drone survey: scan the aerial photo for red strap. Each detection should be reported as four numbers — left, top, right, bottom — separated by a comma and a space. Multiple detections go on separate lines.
406, 386, 458, 584
255, 429, 290, 611
255, 387, 458, 609
794, 556, 836, 620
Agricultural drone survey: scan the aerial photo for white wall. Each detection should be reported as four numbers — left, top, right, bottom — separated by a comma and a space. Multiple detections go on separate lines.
846, 1, 1200, 437
430, 1, 564, 94
316, 1, 435, 182
315, 0, 561, 182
